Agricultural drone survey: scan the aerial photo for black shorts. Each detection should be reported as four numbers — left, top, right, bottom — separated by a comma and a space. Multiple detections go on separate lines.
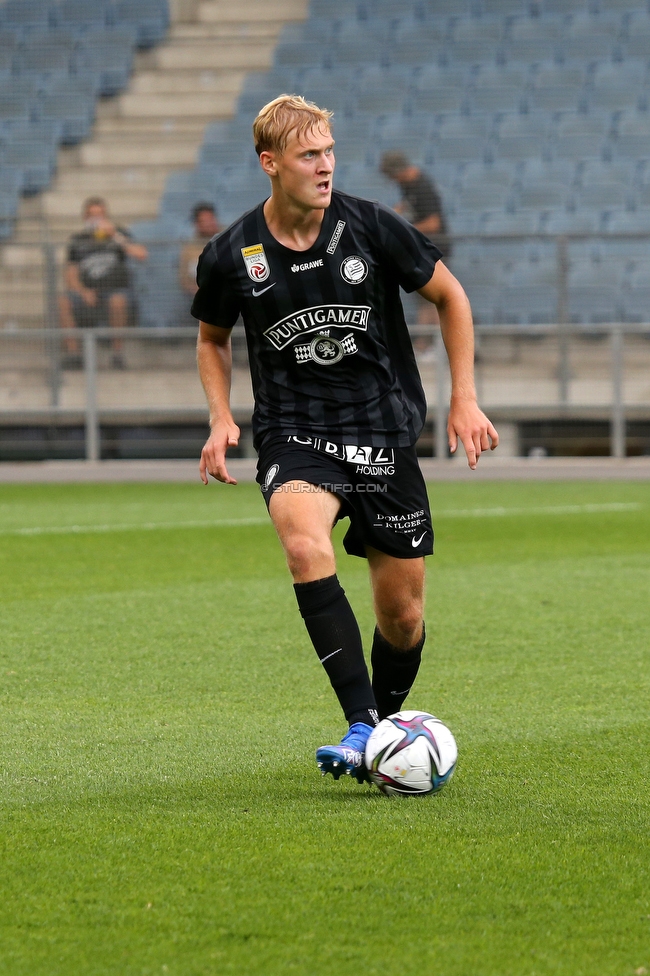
256, 435, 434, 560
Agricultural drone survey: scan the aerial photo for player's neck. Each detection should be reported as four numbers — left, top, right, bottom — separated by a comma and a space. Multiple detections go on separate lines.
263, 194, 326, 252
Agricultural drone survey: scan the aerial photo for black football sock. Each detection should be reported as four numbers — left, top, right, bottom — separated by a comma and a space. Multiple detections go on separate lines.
371, 624, 426, 720
294, 575, 379, 728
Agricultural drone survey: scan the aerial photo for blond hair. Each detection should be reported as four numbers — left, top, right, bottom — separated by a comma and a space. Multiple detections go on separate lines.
253, 94, 333, 156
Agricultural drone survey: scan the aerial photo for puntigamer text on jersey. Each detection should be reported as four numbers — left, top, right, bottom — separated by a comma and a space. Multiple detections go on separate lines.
264, 304, 371, 351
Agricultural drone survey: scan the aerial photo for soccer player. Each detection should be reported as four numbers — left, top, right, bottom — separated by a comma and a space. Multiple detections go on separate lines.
193, 96, 498, 783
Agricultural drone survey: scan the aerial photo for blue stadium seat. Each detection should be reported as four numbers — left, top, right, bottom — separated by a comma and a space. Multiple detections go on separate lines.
494, 112, 552, 161
614, 111, 650, 158
452, 15, 506, 44
456, 184, 512, 210
4, 76, 43, 98
3, 137, 56, 193
553, 110, 612, 159
0, 94, 34, 124
480, 211, 542, 234
431, 115, 492, 163
55, 0, 111, 31
0, 190, 19, 238
77, 27, 136, 95
605, 209, 650, 231
113, 0, 169, 48
542, 209, 601, 234
0, 0, 54, 32
38, 92, 94, 144
129, 245, 191, 328
16, 40, 73, 76
130, 217, 192, 242
527, 63, 587, 113
623, 10, 650, 57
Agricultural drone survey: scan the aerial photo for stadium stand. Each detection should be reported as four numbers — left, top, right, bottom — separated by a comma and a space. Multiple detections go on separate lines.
132, 0, 650, 327
0, 0, 170, 239
1, 0, 650, 328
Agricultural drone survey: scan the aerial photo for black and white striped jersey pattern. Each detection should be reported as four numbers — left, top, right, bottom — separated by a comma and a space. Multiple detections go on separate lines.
191, 190, 440, 450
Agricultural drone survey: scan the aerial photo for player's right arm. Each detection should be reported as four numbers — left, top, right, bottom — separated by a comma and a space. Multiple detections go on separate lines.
197, 321, 241, 485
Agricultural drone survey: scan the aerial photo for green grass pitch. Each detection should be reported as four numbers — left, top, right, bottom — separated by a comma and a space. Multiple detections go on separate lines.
0, 478, 649, 976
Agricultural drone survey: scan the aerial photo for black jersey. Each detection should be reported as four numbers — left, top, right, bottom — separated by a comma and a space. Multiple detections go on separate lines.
191, 190, 440, 449
67, 227, 132, 291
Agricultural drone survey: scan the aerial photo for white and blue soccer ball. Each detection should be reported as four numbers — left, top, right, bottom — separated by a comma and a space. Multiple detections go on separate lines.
365, 711, 457, 797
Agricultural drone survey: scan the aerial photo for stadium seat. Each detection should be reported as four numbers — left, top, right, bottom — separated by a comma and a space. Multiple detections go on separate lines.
431, 116, 492, 163
0, 94, 34, 125
480, 210, 542, 234
113, 0, 169, 48
55, 0, 111, 30
605, 209, 650, 232
614, 111, 650, 158
517, 182, 572, 210
0, 0, 54, 32
544, 209, 602, 233
0, 190, 19, 238
553, 110, 612, 159
38, 92, 94, 144
77, 28, 136, 95
3, 138, 56, 193
527, 64, 587, 113
15, 42, 73, 76
494, 112, 552, 161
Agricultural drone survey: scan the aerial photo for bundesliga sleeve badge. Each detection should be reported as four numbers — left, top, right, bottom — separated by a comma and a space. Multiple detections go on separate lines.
241, 243, 270, 282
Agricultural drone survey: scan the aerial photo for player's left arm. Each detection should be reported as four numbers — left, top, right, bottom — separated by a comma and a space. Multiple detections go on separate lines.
418, 262, 499, 469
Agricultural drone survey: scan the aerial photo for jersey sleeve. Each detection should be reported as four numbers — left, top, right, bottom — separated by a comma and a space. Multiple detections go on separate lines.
190, 240, 241, 328
375, 203, 442, 293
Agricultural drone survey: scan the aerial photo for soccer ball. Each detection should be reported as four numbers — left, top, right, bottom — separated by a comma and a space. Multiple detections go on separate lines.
365, 711, 457, 797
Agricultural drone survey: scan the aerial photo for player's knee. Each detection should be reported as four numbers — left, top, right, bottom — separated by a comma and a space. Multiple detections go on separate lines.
284, 532, 332, 579
378, 599, 423, 647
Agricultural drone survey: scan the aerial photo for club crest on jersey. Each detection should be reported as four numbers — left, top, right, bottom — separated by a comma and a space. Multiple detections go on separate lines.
294, 332, 358, 366
241, 243, 270, 282
340, 255, 368, 284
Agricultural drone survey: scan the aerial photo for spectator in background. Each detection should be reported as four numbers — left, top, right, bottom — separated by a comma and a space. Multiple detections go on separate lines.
59, 197, 148, 369
379, 151, 451, 258
380, 152, 451, 353
179, 203, 220, 297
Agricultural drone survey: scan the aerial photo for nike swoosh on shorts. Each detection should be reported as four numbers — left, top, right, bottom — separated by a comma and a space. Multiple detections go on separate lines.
411, 532, 426, 547
252, 282, 276, 297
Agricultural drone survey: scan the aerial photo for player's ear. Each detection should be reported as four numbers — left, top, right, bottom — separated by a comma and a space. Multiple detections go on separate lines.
259, 151, 277, 177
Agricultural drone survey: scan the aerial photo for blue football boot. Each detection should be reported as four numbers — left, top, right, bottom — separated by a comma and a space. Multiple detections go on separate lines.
316, 722, 373, 784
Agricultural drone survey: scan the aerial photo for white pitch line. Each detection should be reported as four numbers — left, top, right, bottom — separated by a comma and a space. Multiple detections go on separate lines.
0, 517, 269, 537
0, 502, 641, 537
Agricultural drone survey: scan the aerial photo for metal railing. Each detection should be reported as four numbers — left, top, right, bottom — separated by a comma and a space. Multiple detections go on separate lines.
0, 322, 646, 460
1, 234, 649, 460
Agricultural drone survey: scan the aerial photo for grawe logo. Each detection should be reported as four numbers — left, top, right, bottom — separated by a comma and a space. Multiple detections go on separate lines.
290, 259, 323, 273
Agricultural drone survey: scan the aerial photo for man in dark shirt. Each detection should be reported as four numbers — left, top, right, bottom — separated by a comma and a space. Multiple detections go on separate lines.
59, 197, 148, 369
380, 151, 452, 345
379, 151, 450, 258
193, 96, 497, 784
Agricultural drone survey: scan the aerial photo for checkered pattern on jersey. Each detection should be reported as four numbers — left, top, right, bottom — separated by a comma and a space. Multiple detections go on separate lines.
192, 191, 440, 449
